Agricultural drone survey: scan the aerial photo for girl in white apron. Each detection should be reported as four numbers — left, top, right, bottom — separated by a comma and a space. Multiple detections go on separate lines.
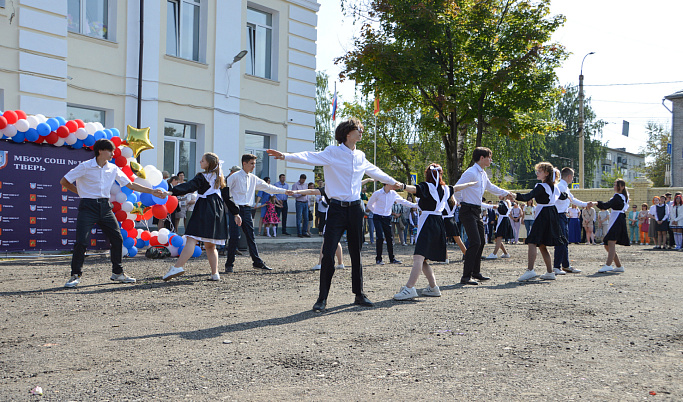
597, 179, 630, 273
515, 163, 568, 281
486, 197, 513, 259
393, 164, 476, 300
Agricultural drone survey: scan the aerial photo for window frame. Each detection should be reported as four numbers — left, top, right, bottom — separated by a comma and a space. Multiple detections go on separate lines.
163, 120, 199, 179
66, 104, 107, 125
67, 0, 116, 42
245, 5, 277, 80
243, 132, 272, 180
166, 0, 205, 63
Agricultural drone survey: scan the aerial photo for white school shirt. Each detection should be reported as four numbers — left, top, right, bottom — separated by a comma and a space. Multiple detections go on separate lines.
568, 208, 580, 219
226, 169, 288, 207
63, 158, 131, 199
283, 143, 396, 202
367, 189, 417, 216
555, 179, 588, 213
454, 162, 509, 205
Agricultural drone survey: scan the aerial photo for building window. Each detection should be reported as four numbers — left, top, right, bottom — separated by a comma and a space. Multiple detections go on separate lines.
244, 133, 271, 179
166, 0, 201, 62
66, 105, 106, 124
68, 0, 110, 40
246, 7, 273, 79
164, 121, 197, 178
0, 1, 5, 8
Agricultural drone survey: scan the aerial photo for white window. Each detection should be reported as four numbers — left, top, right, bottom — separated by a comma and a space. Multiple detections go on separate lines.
164, 121, 198, 178
68, 0, 111, 40
67, 105, 106, 124
166, 0, 201, 62
244, 133, 271, 179
0, 1, 5, 8
246, 7, 273, 79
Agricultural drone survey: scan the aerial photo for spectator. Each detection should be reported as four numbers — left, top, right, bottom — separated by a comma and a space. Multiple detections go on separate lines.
596, 207, 610, 242
638, 203, 650, 245
582, 204, 596, 245
648, 196, 659, 248
254, 176, 272, 236
316, 180, 328, 236
273, 174, 290, 235
307, 182, 316, 236
628, 204, 640, 245
509, 202, 522, 244
292, 174, 310, 237
523, 200, 535, 241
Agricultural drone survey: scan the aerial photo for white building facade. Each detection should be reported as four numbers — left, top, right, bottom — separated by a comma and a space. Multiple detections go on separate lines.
0, 0, 318, 205
593, 146, 645, 188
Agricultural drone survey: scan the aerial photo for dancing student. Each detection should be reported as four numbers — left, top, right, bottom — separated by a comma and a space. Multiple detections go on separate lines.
515, 163, 568, 281
454, 147, 514, 285
596, 179, 631, 273
553, 167, 591, 274
163, 153, 242, 282
486, 197, 512, 260
670, 195, 683, 250
638, 203, 650, 245
367, 183, 417, 265
510, 202, 522, 244
393, 164, 476, 300
267, 117, 403, 312
582, 204, 597, 245
61, 139, 167, 288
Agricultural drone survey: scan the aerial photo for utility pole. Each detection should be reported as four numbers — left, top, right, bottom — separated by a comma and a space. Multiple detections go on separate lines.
578, 52, 594, 188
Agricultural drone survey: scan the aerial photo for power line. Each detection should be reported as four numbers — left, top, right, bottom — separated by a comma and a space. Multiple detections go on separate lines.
584, 80, 683, 87
592, 99, 661, 105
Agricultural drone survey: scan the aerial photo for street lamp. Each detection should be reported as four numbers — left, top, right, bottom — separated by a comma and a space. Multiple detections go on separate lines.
578, 51, 595, 188
227, 50, 248, 70
551, 154, 574, 169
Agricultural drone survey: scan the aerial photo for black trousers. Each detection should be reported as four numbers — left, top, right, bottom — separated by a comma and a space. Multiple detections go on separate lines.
553, 214, 570, 268
318, 202, 364, 301
316, 211, 326, 234
226, 205, 264, 267
460, 203, 485, 280
71, 198, 124, 276
276, 200, 289, 233
373, 214, 394, 262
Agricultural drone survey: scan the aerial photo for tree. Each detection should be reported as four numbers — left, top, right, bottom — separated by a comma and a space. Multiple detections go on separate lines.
601, 167, 630, 188
337, 0, 567, 182
641, 122, 670, 187
315, 71, 334, 151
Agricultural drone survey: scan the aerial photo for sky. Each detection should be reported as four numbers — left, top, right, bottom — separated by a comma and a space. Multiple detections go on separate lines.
315, 0, 683, 155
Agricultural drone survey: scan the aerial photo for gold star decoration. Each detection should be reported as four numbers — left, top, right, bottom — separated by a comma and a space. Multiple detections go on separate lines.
125, 125, 154, 158
129, 161, 146, 179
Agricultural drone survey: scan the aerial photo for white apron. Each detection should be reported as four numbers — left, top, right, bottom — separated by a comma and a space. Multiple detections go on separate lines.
416, 183, 450, 238
495, 202, 512, 233
533, 183, 560, 219
607, 193, 628, 233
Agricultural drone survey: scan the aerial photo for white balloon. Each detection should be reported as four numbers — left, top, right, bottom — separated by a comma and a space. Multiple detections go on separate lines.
137, 228, 144, 237
94, 122, 104, 131
126, 212, 137, 221
115, 192, 128, 203
3, 125, 17, 137
144, 165, 163, 186
65, 133, 77, 145
120, 146, 134, 158
109, 194, 117, 203
157, 233, 169, 244
121, 201, 134, 212
84, 122, 97, 135
122, 245, 129, 257
26, 115, 39, 129
127, 157, 136, 165
158, 228, 170, 236
151, 231, 159, 237
14, 119, 29, 132
75, 127, 88, 140
181, 235, 188, 246
111, 182, 122, 194
134, 177, 152, 188
54, 137, 65, 146
167, 244, 180, 257
35, 114, 46, 123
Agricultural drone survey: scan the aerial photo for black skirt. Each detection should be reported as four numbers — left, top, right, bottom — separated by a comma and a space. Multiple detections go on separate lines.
444, 216, 459, 237
414, 214, 447, 262
184, 194, 229, 240
525, 206, 566, 247
655, 220, 669, 232
603, 214, 630, 246
495, 217, 513, 239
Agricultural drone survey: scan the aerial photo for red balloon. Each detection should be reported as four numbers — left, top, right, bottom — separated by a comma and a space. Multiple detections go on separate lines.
111, 201, 122, 213
121, 219, 135, 231
75, 119, 85, 128
126, 228, 137, 238
141, 208, 153, 220
113, 148, 122, 158
115, 156, 128, 167
140, 231, 151, 241
115, 210, 128, 222
152, 204, 168, 220
65, 120, 78, 133
111, 136, 122, 147
3, 110, 18, 125
0, 116, 6, 129
56, 126, 70, 138
45, 132, 59, 144
149, 236, 160, 247
165, 196, 178, 212
14, 110, 27, 120
135, 214, 142, 222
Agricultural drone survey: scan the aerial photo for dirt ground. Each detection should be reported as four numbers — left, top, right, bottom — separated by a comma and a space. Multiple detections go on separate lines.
1, 240, 682, 401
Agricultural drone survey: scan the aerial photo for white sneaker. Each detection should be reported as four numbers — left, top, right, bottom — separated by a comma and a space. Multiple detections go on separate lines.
393, 286, 418, 300
209, 273, 220, 281
517, 270, 538, 281
64, 275, 81, 288
486, 253, 498, 259
562, 266, 582, 273
111, 273, 136, 283
540, 272, 556, 280
335, 264, 345, 270
612, 266, 624, 273
444, 259, 450, 264
311, 264, 321, 271
421, 285, 441, 297
501, 253, 511, 258
163, 266, 185, 281
598, 265, 614, 273
552, 268, 566, 275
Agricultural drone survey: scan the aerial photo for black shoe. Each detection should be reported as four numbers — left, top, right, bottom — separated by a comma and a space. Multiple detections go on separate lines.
354, 293, 374, 307
472, 274, 490, 281
298, 234, 304, 238
225, 265, 234, 273
283, 232, 291, 236
390, 259, 402, 264
460, 278, 479, 285
313, 299, 326, 312
236, 250, 244, 256
303, 233, 311, 238
254, 264, 273, 270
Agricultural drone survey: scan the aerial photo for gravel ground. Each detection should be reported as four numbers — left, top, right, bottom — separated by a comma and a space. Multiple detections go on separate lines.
1, 240, 682, 401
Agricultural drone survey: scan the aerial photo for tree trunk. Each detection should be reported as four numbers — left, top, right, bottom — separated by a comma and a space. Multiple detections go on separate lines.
443, 111, 464, 184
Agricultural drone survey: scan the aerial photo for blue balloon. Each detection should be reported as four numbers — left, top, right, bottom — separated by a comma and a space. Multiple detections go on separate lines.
55, 116, 66, 126
154, 180, 169, 190
192, 245, 202, 258
127, 246, 138, 257
120, 185, 133, 195
84, 134, 96, 146
25, 128, 39, 142
71, 139, 84, 149
94, 130, 106, 140
136, 238, 145, 248
139, 192, 155, 206
36, 122, 50, 136
46, 118, 59, 131
123, 237, 135, 248
171, 235, 182, 247
103, 129, 113, 139
110, 128, 121, 138
177, 245, 184, 255
12, 131, 25, 143
126, 192, 138, 203
151, 195, 167, 205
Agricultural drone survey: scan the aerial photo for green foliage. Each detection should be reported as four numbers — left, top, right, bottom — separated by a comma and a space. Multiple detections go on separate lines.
601, 167, 630, 188
315, 71, 334, 151
640, 122, 670, 187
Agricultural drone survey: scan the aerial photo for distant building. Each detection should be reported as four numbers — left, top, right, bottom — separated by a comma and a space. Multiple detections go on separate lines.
665, 89, 683, 187
593, 147, 645, 188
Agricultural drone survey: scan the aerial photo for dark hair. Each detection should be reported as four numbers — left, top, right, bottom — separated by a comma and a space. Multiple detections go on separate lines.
615, 178, 629, 202
241, 153, 257, 164
308, 182, 314, 187
472, 147, 492, 163
424, 163, 446, 186
300, 174, 307, 180
169, 175, 179, 183
93, 139, 115, 157
177, 171, 185, 176
674, 195, 683, 206
560, 167, 574, 180
263, 176, 270, 182
279, 173, 285, 179
335, 118, 363, 144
